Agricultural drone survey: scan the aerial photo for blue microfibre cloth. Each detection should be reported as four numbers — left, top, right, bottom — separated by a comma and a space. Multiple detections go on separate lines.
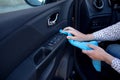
59, 29, 101, 72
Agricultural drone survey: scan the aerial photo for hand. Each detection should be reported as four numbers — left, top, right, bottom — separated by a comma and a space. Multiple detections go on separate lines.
63, 27, 94, 41
60, 29, 101, 71
60, 29, 98, 50
82, 44, 115, 65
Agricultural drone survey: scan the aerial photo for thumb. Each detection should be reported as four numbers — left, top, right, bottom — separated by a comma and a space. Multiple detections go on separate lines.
82, 50, 94, 55
67, 36, 77, 40
87, 44, 98, 50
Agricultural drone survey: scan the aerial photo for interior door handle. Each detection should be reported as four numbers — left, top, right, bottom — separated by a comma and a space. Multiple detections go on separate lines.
48, 13, 59, 26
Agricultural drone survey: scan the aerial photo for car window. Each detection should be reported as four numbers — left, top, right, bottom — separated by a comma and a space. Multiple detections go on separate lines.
0, 0, 60, 14
25, 0, 60, 6
25, 0, 45, 6
0, 0, 32, 14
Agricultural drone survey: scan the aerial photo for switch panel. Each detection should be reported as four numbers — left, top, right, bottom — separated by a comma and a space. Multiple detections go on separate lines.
43, 33, 66, 50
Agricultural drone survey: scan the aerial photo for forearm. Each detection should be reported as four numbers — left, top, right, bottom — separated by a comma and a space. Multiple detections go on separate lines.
85, 34, 95, 41
92, 22, 120, 41
102, 53, 120, 74
103, 53, 115, 65
111, 58, 120, 73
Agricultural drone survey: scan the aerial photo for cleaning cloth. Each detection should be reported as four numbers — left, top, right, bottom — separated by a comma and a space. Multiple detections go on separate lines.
59, 29, 101, 72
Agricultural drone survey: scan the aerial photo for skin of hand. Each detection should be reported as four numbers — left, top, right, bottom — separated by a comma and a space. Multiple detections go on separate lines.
82, 44, 115, 65
63, 27, 115, 65
63, 27, 94, 41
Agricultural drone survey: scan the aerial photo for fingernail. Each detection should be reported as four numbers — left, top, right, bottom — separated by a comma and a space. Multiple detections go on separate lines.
67, 37, 71, 39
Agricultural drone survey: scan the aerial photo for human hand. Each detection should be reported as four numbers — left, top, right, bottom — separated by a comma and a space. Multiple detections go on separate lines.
68, 40, 98, 50
82, 44, 115, 65
63, 27, 94, 41
60, 29, 98, 50
59, 29, 101, 71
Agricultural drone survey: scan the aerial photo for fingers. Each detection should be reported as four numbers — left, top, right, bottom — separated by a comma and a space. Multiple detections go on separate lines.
63, 27, 85, 36
62, 27, 79, 41
82, 44, 97, 55
87, 44, 98, 50
63, 27, 75, 31
82, 50, 93, 54
63, 27, 77, 34
82, 50, 95, 58
67, 36, 78, 40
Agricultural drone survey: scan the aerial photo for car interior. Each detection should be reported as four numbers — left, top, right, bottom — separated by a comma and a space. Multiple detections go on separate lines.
74, 0, 120, 80
0, 0, 120, 80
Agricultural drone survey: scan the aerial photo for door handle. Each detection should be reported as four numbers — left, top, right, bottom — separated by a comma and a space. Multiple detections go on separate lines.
48, 13, 59, 26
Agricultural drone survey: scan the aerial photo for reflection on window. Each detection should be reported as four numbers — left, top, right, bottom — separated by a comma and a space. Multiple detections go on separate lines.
25, 0, 46, 6
38, 0, 45, 3
0, 0, 32, 14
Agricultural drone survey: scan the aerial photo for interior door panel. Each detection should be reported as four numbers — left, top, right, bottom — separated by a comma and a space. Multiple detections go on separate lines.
0, 0, 74, 80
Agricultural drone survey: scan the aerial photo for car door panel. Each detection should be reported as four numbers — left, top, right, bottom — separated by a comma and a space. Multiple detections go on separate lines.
6, 33, 67, 80
0, 0, 74, 80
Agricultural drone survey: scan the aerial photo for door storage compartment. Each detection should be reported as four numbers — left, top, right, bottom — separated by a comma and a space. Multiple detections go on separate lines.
34, 47, 51, 65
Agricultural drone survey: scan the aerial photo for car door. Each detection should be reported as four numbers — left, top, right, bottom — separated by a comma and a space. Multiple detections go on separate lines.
0, 0, 74, 80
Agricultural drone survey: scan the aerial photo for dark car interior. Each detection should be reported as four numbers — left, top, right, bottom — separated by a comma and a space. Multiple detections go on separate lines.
0, 0, 120, 80
74, 0, 120, 80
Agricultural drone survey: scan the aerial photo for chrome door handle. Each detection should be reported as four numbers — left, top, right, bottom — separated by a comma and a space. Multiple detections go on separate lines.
48, 13, 59, 26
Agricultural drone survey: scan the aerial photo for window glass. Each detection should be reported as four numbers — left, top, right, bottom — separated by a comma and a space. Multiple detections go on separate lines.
25, 0, 46, 6
25, 0, 60, 6
0, 0, 60, 13
0, 0, 32, 13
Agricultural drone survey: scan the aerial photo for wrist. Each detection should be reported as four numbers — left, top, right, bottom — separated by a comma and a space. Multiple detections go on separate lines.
103, 53, 115, 65
86, 34, 95, 41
